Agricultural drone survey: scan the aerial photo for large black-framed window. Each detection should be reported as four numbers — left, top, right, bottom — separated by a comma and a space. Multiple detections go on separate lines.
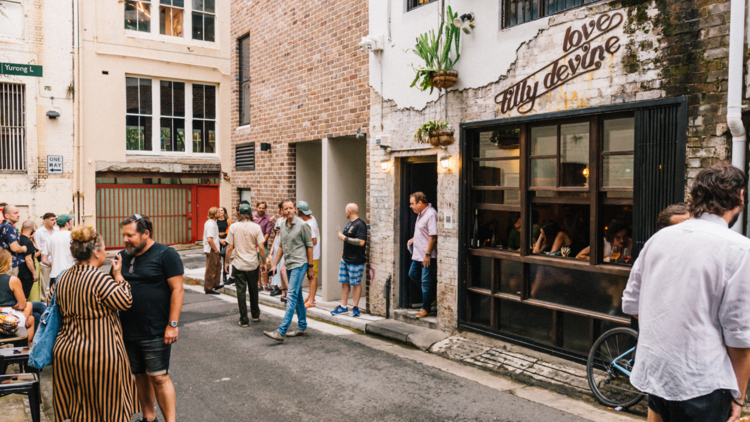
407, 0, 436, 12
459, 98, 687, 361
160, 80, 186, 152
192, 84, 216, 153
238, 35, 251, 126
503, 0, 600, 28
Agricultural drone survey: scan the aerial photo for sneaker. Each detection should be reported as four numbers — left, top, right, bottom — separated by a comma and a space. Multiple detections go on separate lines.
286, 329, 308, 337
263, 330, 284, 343
352, 307, 361, 317
270, 287, 282, 296
280, 297, 287, 303
205, 290, 220, 295
239, 321, 249, 327
331, 306, 348, 316
215, 285, 225, 290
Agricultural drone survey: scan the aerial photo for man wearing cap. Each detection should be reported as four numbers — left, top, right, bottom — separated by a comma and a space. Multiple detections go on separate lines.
41, 214, 75, 287
224, 203, 267, 326
0, 205, 27, 276
296, 201, 320, 308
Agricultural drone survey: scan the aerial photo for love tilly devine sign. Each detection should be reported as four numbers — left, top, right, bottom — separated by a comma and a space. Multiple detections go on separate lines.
495, 12, 624, 115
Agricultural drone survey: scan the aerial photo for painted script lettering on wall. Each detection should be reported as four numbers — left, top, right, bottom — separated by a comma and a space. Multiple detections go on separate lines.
495, 12, 623, 115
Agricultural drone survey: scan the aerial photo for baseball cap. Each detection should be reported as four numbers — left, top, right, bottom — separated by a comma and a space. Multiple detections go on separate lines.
296, 201, 312, 216
238, 203, 252, 215
56, 214, 74, 227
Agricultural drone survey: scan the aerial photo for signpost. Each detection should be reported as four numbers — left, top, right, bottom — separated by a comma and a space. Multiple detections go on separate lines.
47, 156, 63, 174
0, 63, 43, 77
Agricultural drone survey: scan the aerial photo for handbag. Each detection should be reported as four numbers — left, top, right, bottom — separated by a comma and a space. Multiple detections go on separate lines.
28, 289, 62, 369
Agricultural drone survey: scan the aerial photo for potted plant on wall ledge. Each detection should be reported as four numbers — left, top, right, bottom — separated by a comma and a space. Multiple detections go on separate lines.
409, 6, 461, 94
414, 119, 455, 147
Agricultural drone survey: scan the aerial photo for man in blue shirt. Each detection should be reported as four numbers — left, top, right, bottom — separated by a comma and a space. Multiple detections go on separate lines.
0, 205, 27, 277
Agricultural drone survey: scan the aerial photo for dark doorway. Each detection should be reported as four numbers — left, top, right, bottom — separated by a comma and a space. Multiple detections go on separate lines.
399, 156, 438, 309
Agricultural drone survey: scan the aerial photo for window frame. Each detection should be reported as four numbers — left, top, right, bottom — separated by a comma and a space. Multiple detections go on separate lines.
238, 35, 251, 127
159, 0, 185, 38
191, 83, 217, 154
124, 0, 152, 33
502, 0, 602, 29
191, 0, 215, 42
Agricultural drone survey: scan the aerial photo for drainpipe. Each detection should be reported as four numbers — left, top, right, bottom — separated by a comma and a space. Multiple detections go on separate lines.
728, 0, 747, 233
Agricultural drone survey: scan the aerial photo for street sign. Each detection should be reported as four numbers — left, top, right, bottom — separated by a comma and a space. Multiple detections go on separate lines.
0, 63, 43, 77
47, 155, 63, 174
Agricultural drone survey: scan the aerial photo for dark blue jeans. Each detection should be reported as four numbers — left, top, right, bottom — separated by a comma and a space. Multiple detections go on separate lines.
31, 302, 46, 331
408, 259, 437, 311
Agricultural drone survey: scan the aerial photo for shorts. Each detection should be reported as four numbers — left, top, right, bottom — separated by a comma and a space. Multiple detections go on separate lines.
648, 389, 732, 422
124, 336, 172, 376
307, 260, 319, 279
338, 260, 364, 286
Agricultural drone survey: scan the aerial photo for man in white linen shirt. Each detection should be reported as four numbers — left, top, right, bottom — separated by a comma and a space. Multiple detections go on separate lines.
622, 162, 750, 422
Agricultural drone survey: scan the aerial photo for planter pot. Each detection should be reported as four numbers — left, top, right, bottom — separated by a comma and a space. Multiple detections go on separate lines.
430, 70, 458, 90
429, 129, 455, 147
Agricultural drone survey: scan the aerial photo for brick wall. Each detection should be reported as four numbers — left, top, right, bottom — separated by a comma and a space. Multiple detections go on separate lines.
229, 0, 370, 214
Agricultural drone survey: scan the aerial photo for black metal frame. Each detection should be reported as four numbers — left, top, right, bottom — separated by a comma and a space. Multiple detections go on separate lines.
458, 96, 688, 361
407, 0, 437, 12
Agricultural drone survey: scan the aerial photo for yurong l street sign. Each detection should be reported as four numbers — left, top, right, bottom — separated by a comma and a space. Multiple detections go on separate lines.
0, 63, 43, 77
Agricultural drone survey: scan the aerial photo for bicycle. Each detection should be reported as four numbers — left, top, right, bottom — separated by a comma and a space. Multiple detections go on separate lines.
586, 327, 645, 409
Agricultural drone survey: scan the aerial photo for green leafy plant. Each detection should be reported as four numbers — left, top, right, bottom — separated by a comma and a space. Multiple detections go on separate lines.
410, 6, 461, 94
414, 119, 450, 144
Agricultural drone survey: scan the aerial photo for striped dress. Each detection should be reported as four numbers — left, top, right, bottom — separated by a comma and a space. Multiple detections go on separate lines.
52, 265, 139, 422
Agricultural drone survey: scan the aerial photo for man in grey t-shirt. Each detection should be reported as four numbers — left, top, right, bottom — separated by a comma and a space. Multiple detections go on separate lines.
264, 199, 313, 343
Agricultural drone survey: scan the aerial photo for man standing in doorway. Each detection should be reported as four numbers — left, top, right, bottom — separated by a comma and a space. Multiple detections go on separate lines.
34, 213, 58, 300
253, 201, 274, 291
264, 199, 314, 342
225, 203, 267, 326
296, 201, 319, 308
407, 192, 437, 319
118, 215, 184, 422
331, 203, 367, 317
623, 162, 750, 422
0, 205, 27, 276
41, 214, 75, 286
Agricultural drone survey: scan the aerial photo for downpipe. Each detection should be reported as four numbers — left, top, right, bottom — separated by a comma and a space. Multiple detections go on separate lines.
384, 275, 392, 319
728, 0, 747, 233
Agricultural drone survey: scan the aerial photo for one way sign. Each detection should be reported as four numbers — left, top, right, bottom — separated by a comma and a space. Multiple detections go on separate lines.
47, 155, 63, 174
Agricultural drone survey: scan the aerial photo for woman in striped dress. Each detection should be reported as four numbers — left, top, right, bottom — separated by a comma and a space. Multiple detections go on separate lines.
52, 226, 138, 422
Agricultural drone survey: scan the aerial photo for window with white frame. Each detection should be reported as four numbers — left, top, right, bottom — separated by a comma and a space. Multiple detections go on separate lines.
126, 77, 153, 151
159, 0, 184, 37
192, 84, 216, 153
0, 83, 26, 171
160, 81, 186, 151
125, 1, 151, 33
0, 1, 23, 39
191, 0, 215, 42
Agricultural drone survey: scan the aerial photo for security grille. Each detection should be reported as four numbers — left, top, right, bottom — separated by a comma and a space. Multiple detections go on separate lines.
235, 142, 255, 171
0, 83, 26, 171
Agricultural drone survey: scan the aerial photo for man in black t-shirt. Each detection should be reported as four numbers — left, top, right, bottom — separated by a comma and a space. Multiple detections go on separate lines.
18, 220, 38, 298
117, 215, 184, 422
331, 203, 367, 317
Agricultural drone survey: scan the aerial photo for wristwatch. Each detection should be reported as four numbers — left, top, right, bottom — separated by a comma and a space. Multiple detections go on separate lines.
169, 321, 178, 328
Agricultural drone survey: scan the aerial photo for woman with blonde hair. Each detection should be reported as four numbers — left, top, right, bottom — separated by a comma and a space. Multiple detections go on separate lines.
52, 226, 137, 422
203, 206, 222, 294
0, 249, 35, 344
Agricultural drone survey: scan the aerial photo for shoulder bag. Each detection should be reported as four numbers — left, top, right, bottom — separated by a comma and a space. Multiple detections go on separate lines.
28, 288, 62, 369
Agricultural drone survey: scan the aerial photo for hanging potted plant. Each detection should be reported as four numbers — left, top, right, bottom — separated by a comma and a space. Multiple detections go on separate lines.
410, 6, 461, 94
414, 119, 455, 147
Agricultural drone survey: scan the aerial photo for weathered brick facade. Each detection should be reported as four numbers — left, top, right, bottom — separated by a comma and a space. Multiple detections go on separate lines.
230, 0, 370, 211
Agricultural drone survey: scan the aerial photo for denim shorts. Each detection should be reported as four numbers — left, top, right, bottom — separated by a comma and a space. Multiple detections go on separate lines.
124, 336, 172, 376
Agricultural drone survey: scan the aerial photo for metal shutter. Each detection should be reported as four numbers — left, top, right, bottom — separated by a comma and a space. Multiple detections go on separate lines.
236, 142, 255, 171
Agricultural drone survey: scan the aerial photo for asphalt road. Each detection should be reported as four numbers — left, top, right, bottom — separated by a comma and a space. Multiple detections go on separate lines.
150, 289, 590, 422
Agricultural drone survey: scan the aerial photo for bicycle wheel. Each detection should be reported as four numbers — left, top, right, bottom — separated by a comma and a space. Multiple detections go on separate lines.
586, 327, 645, 409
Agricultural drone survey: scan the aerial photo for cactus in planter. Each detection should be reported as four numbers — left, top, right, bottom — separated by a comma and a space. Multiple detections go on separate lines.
409, 6, 461, 94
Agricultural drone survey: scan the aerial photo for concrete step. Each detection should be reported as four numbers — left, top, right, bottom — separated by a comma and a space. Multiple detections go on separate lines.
393, 308, 439, 330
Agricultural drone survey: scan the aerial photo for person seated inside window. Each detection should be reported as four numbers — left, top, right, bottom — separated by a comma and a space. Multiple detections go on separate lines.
533, 220, 576, 256
657, 203, 690, 230
576, 219, 633, 262
508, 213, 540, 251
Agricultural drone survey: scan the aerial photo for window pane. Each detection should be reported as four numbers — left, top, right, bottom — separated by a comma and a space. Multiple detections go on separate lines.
160, 81, 173, 116
161, 117, 172, 151
138, 3, 151, 32
473, 190, 520, 206
471, 209, 514, 250
498, 259, 522, 295
142, 116, 152, 150
204, 14, 214, 42
126, 115, 142, 150
205, 120, 215, 153
499, 300, 553, 344
241, 81, 251, 125
475, 129, 520, 158
468, 293, 492, 327
531, 158, 556, 187
603, 118, 635, 152
531, 125, 556, 155
562, 313, 591, 354
560, 122, 589, 187
469, 256, 492, 290
473, 160, 520, 187
204, 85, 216, 119
531, 203, 589, 257
126, 77, 139, 114
174, 0, 184, 6
603, 155, 634, 188
192, 12, 203, 40
159, 6, 183, 37
125, 1, 138, 30
192, 0, 203, 11
173, 82, 185, 117
192, 84, 204, 118
174, 118, 185, 151
192, 122, 203, 152
600, 205, 633, 265
529, 264, 628, 316
139, 78, 152, 114
204, 0, 214, 14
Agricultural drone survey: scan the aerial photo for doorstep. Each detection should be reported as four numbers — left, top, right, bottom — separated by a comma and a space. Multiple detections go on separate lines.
393, 308, 439, 330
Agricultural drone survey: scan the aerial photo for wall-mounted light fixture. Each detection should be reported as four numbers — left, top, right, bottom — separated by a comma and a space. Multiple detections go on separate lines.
380, 157, 391, 172
453, 13, 475, 35
260, 142, 271, 151
440, 154, 452, 171
46, 110, 60, 119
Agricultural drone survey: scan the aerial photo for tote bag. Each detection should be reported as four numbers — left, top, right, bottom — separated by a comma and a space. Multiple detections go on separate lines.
28, 289, 61, 369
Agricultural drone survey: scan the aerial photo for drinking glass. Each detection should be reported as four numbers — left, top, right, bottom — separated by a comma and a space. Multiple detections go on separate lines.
611, 245, 621, 262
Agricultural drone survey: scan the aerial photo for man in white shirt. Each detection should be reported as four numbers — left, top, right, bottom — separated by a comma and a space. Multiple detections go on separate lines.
622, 162, 750, 422
203, 207, 222, 294
297, 201, 319, 308
41, 214, 75, 287
34, 212, 58, 300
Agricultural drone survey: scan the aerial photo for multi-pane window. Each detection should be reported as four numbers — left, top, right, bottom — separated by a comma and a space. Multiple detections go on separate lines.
126, 77, 153, 151
160, 81, 186, 152
504, 0, 599, 28
407, 0, 436, 11
125, 1, 151, 32
192, 84, 216, 153
238, 36, 251, 126
159, 0, 184, 37
191, 0, 215, 42
0, 1, 23, 39
0, 83, 25, 171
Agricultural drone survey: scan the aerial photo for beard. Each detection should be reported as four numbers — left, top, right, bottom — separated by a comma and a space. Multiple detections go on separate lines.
125, 241, 147, 256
